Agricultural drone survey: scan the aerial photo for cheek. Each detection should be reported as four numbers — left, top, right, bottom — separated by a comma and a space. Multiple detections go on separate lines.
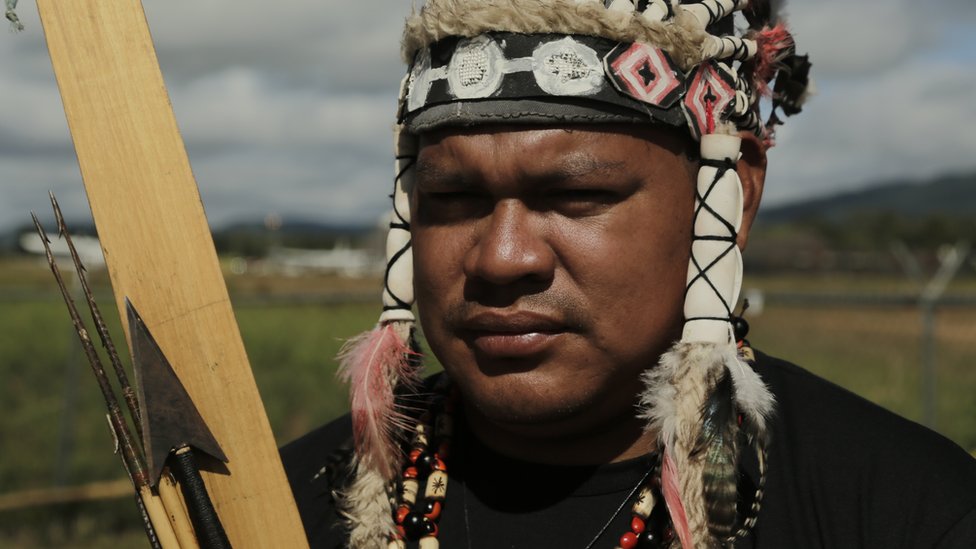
411, 224, 471, 342
555, 194, 692, 358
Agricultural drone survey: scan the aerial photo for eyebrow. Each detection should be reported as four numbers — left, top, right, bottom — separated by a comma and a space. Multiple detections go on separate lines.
414, 159, 452, 185
553, 155, 627, 180
414, 155, 627, 186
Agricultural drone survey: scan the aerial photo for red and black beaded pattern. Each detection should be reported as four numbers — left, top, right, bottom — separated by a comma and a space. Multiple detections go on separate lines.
391, 388, 457, 548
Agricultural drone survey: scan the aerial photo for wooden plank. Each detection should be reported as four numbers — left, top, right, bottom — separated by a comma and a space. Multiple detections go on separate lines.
34, 1, 308, 546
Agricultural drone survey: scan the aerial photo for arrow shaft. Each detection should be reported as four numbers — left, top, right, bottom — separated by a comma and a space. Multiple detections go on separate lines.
51, 193, 144, 439
171, 447, 231, 549
32, 214, 149, 488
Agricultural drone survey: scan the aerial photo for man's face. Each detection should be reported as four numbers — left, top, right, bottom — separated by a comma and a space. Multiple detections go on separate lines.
410, 125, 696, 439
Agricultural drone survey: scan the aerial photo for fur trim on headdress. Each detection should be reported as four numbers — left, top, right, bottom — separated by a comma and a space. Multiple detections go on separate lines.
337, 459, 396, 549
402, 0, 709, 71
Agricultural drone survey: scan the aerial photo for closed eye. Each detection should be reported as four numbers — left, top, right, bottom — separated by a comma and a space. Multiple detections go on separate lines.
416, 189, 492, 224
542, 188, 621, 216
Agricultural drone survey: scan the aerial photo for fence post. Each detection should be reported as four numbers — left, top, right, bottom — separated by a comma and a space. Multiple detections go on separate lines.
918, 242, 970, 428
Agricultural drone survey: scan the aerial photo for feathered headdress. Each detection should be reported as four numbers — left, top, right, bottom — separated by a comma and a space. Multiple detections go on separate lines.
337, 1, 812, 547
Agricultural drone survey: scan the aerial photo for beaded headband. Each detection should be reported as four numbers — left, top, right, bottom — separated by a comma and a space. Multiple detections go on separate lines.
336, 1, 811, 548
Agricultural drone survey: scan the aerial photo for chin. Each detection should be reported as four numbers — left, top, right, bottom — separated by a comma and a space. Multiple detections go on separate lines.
451, 367, 617, 434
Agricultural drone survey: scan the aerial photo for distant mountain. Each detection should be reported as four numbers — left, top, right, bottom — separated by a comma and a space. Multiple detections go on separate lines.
759, 172, 976, 225
218, 219, 374, 236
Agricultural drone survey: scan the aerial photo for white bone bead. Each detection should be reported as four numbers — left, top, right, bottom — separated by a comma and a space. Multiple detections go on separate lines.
640, 0, 668, 22
425, 470, 448, 500
419, 537, 439, 549
703, 35, 758, 62
632, 486, 655, 518
682, 0, 744, 27
388, 540, 406, 549
683, 134, 744, 344
606, 0, 634, 12
402, 479, 419, 505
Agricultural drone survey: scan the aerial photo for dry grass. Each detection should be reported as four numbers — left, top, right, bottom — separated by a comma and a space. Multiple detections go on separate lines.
1, 259, 973, 546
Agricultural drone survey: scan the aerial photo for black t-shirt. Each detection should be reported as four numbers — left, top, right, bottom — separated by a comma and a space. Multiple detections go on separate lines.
281, 351, 976, 548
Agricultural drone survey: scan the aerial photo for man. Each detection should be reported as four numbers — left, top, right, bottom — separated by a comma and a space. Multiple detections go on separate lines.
283, 1, 976, 548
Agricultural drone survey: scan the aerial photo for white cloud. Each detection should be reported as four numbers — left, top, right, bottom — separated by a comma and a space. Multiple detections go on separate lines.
169, 68, 394, 149
1, 0, 974, 232
767, 56, 976, 204
786, 0, 935, 77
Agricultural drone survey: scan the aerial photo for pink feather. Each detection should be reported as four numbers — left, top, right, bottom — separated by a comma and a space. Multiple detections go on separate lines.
662, 450, 694, 549
337, 322, 420, 480
754, 23, 794, 97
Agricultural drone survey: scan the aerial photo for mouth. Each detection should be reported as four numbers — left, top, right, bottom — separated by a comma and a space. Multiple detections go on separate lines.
459, 311, 569, 358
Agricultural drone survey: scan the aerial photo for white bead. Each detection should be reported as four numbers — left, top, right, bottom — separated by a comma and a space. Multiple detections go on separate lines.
640, 0, 668, 22
425, 470, 448, 500
682, 133, 745, 344
419, 536, 439, 549
413, 424, 429, 446
402, 479, 419, 505
606, 0, 633, 11
388, 540, 406, 549
632, 487, 655, 518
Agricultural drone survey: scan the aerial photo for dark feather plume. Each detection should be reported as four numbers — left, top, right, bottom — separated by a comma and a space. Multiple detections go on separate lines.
744, 0, 787, 28
694, 371, 739, 540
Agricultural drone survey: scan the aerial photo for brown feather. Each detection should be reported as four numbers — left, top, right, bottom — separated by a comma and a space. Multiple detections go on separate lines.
694, 371, 739, 540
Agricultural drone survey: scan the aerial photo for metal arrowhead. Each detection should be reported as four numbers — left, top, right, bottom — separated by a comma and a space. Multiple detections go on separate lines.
127, 298, 228, 485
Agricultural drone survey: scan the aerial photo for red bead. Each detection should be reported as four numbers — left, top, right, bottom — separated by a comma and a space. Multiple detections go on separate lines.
396, 525, 406, 538
395, 505, 410, 525
409, 449, 422, 464
432, 457, 447, 471
423, 501, 442, 520
620, 531, 638, 549
631, 516, 645, 534
404, 467, 419, 479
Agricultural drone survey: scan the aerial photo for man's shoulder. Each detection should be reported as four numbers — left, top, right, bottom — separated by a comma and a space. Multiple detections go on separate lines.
280, 412, 353, 500
280, 414, 353, 549
753, 349, 973, 465
281, 414, 353, 476
751, 350, 976, 548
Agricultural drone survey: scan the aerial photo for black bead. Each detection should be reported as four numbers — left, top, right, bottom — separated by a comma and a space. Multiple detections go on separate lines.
403, 512, 428, 541
636, 529, 662, 548
416, 452, 436, 475
423, 500, 437, 514
732, 315, 749, 341
648, 501, 669, 530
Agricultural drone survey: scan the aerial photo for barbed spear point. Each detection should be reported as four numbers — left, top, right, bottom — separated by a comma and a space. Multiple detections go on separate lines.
126, 298, 228, 485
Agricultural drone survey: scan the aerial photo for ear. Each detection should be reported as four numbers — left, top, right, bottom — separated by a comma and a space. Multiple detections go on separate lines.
736, 132, 767, 251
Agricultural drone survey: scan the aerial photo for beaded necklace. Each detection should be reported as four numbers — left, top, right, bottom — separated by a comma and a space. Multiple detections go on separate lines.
388, 385, 677, 549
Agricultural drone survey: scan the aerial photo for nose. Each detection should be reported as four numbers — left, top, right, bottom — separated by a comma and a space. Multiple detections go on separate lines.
463, 199, 556, 286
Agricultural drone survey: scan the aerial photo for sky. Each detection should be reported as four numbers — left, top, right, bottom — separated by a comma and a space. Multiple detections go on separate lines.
1, 0, 974, 233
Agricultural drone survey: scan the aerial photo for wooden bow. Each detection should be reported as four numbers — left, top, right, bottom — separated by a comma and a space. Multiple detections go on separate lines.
34, 1, 309, 546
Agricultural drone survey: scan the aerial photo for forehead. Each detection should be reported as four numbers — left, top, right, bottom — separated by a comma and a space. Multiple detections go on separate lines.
414, 124, 694, 181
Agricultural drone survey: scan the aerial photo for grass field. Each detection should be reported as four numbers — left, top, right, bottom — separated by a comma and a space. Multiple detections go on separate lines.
1, 258, 974, 547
